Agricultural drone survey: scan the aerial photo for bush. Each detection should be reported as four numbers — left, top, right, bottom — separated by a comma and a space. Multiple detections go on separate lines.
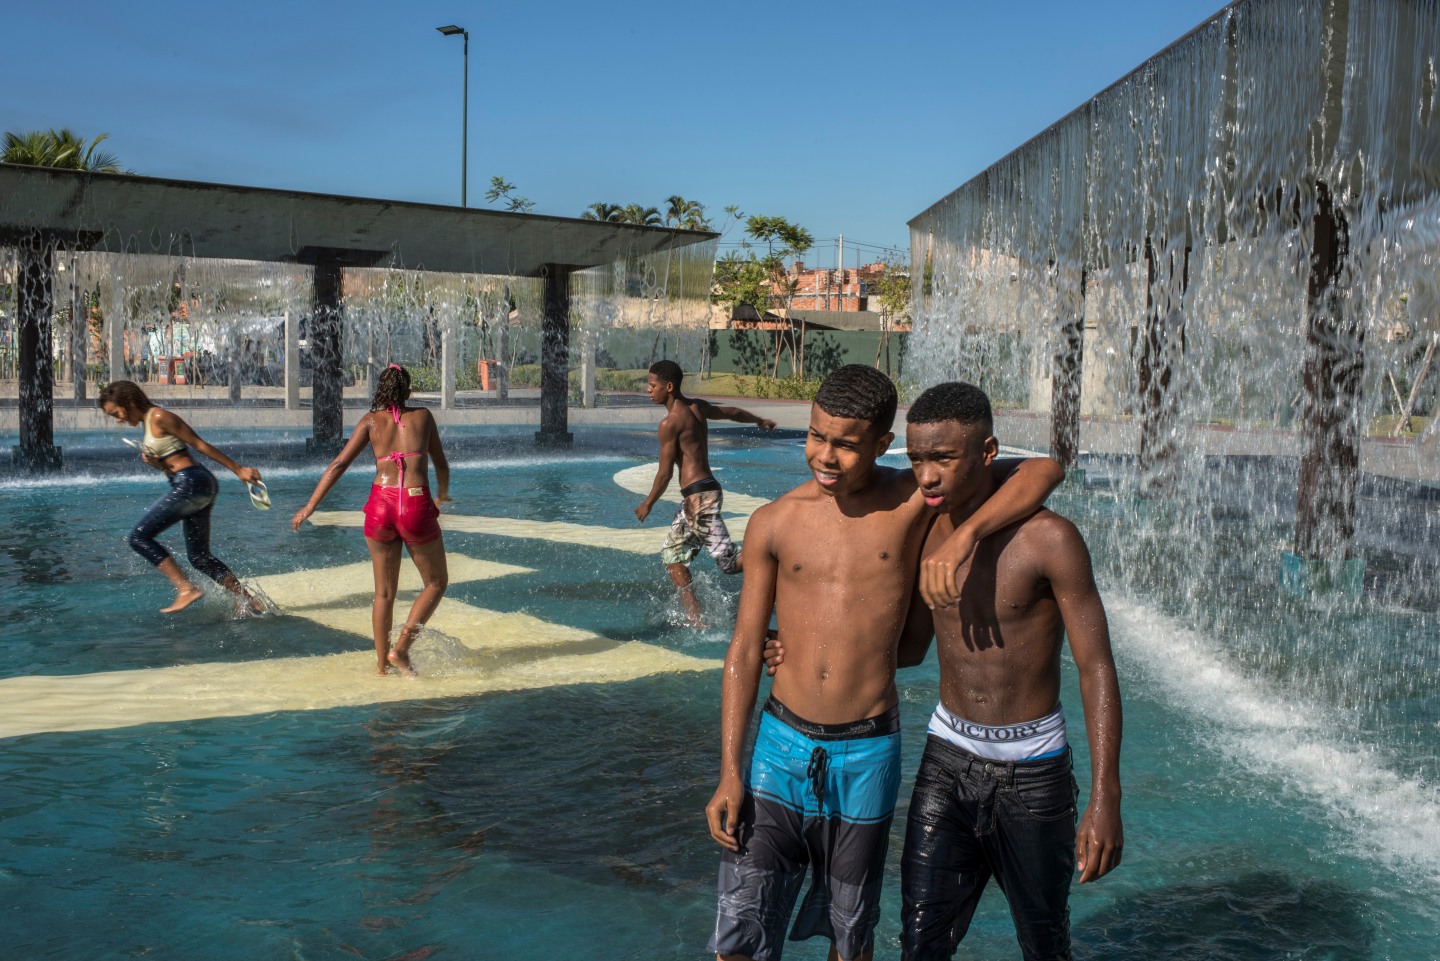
750, 375, 823, 401
597, 369, 647, 392
408, 365, 439, 391
404, 364, 481, 391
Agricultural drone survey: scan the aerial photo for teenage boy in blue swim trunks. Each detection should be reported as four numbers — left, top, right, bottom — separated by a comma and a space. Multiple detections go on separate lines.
705, 365, 1065, 961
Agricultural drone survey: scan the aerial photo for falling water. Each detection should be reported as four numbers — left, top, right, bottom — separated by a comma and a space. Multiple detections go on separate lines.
0, 201, 716, 449
906, 0, 1440, 892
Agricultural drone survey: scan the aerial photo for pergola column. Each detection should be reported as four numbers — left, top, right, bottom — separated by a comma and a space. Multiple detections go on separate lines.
107, 298, 125, 386
67, 256, 88, 404
440, 317, 457, 410
309, 260, 345, 453
1050, 265, 1086, 468
536, 263, 574, 447
581, 328, 597, 410
13, 232, 62, 469
496, 285, 512, 403
284, 308, 300, 410
298, 246, 385, 453
1137, 238, 1190, 498
1294, 182, 1362, 563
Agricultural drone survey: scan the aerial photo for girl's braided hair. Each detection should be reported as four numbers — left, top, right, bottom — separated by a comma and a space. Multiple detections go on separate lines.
371, 364, 411, 411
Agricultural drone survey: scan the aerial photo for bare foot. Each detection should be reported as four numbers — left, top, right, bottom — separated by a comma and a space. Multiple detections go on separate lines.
388, 624, 421, 676
387, 648, 416, 676
375, 662, 391, 677
238, 593, 268, 617
161, 586, 204, 614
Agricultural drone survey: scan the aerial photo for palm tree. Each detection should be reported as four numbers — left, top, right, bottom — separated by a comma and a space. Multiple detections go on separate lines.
1, 129, 124, 172
1, 131, 62, 166
581, 202, 624, 222
664, 195, 710, 231
619, 204, 663, 226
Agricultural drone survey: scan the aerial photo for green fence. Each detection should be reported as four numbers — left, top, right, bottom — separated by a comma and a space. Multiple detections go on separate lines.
706, 328, 908, 379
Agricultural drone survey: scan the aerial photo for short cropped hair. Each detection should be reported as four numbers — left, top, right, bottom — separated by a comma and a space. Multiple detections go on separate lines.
906, 382, 993, 435
814, 364, 897, 434
649, 360, 683, 388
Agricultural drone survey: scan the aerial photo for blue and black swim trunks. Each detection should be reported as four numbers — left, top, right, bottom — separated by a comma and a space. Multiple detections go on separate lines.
709, 696, 903, 961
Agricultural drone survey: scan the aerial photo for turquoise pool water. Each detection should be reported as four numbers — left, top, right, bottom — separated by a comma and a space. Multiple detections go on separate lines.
2, 426, 1437, 959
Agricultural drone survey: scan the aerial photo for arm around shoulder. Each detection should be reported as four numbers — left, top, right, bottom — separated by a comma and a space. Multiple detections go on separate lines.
919, 456, 1066, 609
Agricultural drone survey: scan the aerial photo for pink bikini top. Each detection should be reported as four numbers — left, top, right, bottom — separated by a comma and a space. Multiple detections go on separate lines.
378, 406, 421, 479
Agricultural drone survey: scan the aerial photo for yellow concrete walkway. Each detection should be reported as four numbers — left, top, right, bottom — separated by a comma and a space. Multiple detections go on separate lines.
0, 464, 764, 740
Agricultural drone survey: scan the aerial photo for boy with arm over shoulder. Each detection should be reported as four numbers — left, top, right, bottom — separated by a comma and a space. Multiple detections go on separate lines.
898, 382, 1122, 961
704, 366, 1065, 961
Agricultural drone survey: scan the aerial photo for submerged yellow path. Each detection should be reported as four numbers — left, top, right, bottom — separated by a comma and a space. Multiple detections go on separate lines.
0, 553, 718, 739
0, 464, 765, 741
307, 464, 764, 549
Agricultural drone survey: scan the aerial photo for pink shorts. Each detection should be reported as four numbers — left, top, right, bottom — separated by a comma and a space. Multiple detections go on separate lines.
363, 484, 442, 546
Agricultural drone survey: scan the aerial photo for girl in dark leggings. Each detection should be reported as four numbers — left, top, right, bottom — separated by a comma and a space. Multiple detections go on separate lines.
100, 380, 263, 614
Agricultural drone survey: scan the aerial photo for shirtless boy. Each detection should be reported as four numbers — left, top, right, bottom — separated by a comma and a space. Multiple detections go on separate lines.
898, 382, 1122, 961
704, 365, 1064, 961
634, 360, 776, 626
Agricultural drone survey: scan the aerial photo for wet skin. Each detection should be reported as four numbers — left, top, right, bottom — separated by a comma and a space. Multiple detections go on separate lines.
903, 419, 1124, 883
634, 373, 775, 626
292, 404, 452, 675
710, 408, 1067, 853
102, 400, 264, 613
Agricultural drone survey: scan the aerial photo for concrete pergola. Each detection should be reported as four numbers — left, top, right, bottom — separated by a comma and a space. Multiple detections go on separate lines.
0, 164, 718, 466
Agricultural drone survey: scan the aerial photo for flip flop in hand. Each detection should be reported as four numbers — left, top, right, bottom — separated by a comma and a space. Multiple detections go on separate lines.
247, 481, 272, 510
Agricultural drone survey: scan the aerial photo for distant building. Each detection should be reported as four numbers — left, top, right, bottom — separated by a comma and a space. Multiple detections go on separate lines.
716, 260, 908, 332
773, 261, 887, 313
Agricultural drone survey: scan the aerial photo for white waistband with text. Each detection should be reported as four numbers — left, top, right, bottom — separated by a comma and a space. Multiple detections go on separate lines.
927, 702, 1068, 762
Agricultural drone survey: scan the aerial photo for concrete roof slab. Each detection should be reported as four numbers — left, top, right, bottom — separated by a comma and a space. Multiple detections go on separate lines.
0, 165, 717, 277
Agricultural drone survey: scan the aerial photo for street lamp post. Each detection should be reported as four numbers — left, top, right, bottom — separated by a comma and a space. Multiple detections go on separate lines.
436, 24, 469, 207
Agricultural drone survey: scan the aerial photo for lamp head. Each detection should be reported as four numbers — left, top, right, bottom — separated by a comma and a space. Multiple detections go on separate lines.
436, 24, 465, 36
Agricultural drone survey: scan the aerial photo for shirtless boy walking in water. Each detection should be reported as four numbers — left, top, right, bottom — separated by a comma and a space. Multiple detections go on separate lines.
898, 382, 1122, 961
634, 360, 776, 626
705, 366, 1064, 961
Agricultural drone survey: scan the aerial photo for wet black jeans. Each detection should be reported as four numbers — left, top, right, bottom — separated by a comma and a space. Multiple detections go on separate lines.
128, 465, 235, 584
900, 736, 1078, 961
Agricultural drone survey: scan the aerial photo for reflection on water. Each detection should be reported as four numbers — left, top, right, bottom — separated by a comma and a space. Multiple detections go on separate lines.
1075, 871, 1374, 961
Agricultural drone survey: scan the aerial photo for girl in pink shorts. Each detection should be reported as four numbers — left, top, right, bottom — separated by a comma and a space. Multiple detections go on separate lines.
292, 364, 451, 675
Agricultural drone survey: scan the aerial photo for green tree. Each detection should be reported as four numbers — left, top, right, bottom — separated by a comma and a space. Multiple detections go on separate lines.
2, 129, 124, 172
581, 202, 624, 222
870, 259, 912, 374
664, 195, 711, 230
712, 251, 771, 314
619, 204, 662, 226
484, 175, 535, 213
744, 215, 812, 376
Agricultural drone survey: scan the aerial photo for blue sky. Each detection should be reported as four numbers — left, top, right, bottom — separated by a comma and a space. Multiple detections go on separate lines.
5, 0, 1229, 266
